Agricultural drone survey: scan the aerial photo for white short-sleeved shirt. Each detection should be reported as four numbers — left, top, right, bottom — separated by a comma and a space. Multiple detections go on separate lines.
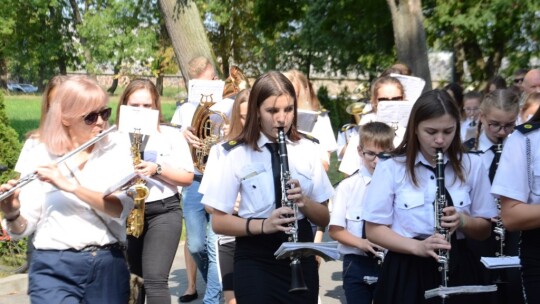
5, 139, 135, 250
336, 126, 359, 162
474, 132, 504, 176
492, 126, 540, 205
330, 166, 371, 256
201, 133, 334, 219
311, 113, 338, 153
461, 118, 478, 142
363, 152, 497, 239
199, 143, 225, 195
171, 101, 198, 129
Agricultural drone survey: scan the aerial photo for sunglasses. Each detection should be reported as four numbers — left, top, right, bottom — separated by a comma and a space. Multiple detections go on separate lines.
83, 108, 112, 125
377, 96, 403, 102
514, 78, 524, 83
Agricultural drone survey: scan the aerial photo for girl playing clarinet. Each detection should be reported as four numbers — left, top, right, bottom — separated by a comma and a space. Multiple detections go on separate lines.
201, 71, 333, 303
363, 89, 498, 304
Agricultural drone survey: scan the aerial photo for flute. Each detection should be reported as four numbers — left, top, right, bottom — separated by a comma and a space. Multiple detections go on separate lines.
0, 125, 117, 201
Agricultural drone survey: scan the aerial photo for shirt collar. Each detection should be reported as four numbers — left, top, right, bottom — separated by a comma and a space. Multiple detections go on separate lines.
359, 165, 372, 184
414, 151, 448, 167
257, 132, 294, 149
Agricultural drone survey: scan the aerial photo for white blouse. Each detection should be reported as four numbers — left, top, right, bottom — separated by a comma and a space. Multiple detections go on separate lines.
363, 152, 497, 239
492, 126, 540, 205
330, 166, 371, 256
6, 139, 135, 250
201, 133, 334, 219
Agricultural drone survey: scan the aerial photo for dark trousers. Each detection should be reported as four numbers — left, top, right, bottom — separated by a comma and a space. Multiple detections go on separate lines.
127, 194, 183, 304
521, 229, 540, 304
343, 254, 380, 304
29, 248, 129, 304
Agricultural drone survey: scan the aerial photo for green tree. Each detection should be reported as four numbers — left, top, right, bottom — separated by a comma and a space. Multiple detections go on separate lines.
424, 0, 540, 87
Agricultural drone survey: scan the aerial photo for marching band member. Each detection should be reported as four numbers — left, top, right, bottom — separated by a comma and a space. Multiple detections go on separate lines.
0, 76, 135, 303
491, 106, 540, 303
460, 91, 482, 142
363, 89, 497, 304
339, 76, 405, 176
201, 71, 333, 303
464, 89, 522, 304
116, 79, 194, 304
329, 121, 394, 304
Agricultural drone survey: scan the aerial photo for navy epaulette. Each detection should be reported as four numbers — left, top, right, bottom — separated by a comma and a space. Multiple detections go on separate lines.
466, 150, 483, 155
300, 132, 320, 144
333, 169, 359, 188
462, 137, 476, 151
516, 122, 540, 134
160, 122, 182, 129
222, 140, 244, 151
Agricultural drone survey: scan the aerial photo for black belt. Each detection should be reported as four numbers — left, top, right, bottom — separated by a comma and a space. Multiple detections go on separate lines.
194, 174, 203, 183
68, 242, 125, 252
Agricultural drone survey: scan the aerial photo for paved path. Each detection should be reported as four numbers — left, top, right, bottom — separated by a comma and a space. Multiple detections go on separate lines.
0, 241, 345, 303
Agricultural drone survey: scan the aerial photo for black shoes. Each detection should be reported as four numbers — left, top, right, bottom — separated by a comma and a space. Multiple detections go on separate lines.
179, 291, 198, 303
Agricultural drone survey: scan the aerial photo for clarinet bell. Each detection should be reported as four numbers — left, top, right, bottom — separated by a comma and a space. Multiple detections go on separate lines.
289, 258, 308, 293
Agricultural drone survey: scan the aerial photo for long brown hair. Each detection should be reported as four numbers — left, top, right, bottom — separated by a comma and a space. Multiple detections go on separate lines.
236, 71, 301, 151
226, 89, 250, 141
393, 89, 465, 186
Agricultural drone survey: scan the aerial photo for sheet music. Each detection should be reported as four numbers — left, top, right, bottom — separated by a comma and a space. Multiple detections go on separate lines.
296, 109, 319, 133
274, 241, 339, 262
376, 101, 414, 129
425, 285, 497, 299
118, 105, 159, 135
187, 79, 225, 104
480, 256, 521, 269
390, 73, 426, 102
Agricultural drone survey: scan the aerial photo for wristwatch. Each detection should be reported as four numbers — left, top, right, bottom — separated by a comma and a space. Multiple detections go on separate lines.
155, 163, 162, 176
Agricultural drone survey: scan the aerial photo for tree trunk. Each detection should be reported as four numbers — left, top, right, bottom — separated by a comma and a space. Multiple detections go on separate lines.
107, 59, 122, 95
69, 0, 94, 75
0, 54, 7, 89
386, 0, 432, 91
158, 0, 216, 86
156, 73, 164, 95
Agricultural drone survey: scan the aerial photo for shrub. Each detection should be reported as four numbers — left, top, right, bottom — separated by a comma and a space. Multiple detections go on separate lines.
0, 91, 21, 183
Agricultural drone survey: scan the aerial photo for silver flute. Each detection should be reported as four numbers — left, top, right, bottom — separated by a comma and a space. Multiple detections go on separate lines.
277, 127, 308, 293
0, 125, 117, 201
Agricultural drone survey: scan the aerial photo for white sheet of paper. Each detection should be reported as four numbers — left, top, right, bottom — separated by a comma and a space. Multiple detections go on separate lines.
376, 101, 414, 129
118, 105, 159, 135
297, 109, 320, 133
187, 79, 225, 104
390, 73, 426, 102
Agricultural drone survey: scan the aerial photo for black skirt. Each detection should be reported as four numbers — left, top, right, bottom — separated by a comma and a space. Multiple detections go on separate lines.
233, 218, 318, 304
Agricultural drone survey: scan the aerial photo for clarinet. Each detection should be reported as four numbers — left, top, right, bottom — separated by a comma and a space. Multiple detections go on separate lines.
434, 149, 450, 295
492, 141, 505, 256
277, 127, 308, 293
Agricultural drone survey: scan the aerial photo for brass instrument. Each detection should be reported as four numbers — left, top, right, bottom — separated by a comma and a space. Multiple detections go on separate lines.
0, 126, 117, 201
126, 129, 149, 238
223, 65, 250, 98
345, 101, 369, 125
340, 123, 357, 145
277, 127, 308, 293
190, 94, 229, 173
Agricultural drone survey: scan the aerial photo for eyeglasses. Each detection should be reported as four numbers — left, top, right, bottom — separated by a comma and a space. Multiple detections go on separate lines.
83, 108, 112, 125
514, 78, 524, 84
464, 107, 480, 113
377, 96, 403, 102
487, 122, 515, 133
362, 150, 392, 161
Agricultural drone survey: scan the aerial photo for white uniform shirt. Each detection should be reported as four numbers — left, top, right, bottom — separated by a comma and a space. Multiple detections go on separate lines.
5, 139, 135, 250
336, 126, 359, 162
330, 166, 371, 256
492, 127, 540, 205
363, 152, 497, 239
461, 118, 478, 142
475, 132, 503, 175
171, 101, 198, 129
14, 137, 40, 175
311, 113, 338, 153
201, 133, 334, 218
